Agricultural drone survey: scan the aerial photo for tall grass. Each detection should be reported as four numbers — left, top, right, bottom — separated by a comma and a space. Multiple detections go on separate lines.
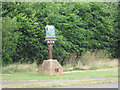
63, 50, 118, 71
2, 62, 38, 74
2, 50, 118, 73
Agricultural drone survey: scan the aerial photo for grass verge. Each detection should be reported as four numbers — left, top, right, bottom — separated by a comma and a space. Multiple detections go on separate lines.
2, 67, 118, 81
2, 78, 118, 88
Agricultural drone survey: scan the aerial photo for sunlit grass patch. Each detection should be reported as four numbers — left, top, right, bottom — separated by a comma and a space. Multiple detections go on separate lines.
2, 67, 118, 81
2, 63, 38, 74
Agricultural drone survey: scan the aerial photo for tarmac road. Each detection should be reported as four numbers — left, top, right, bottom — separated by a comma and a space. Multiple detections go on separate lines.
1, 77, 119, 85
54, 82, 118, 88
1, 77, 119, 88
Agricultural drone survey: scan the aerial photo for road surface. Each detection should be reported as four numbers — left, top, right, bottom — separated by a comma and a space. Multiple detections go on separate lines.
1, 77, 119, 88
1, 77, 119, 85
54, 82, 118, 88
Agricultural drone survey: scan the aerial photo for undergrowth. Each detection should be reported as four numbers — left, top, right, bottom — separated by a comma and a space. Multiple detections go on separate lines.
2, 50, 118, 74
2, 62, 37, 74
63, 50, 118, 72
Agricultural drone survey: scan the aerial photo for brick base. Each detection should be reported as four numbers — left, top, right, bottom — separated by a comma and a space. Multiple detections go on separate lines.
38, 59, 63, 75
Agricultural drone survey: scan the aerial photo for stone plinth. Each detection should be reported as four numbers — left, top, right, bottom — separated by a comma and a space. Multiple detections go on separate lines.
38, 60, 63, 75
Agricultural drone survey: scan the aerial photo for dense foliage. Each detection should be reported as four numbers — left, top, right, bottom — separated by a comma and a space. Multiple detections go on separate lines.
2, 2, 119, 66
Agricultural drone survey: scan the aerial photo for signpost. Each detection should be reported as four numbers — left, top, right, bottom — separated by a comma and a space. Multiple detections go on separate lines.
38, 25, 62, 75
45, 25, 57, 60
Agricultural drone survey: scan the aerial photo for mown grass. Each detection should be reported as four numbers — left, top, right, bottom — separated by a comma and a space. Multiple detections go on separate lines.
2, 67, 118, 81
1, 50, 119, 88
2, 59, 118, 88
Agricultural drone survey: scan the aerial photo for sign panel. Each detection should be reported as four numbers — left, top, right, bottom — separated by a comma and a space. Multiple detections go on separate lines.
45, 25, 55, 38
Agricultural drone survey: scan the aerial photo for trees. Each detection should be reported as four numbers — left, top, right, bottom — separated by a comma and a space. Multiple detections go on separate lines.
2, 2, 119, 65
2, 17, 20, 65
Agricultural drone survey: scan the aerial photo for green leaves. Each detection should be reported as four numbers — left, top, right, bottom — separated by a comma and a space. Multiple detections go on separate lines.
2, 17, 20, 65
2, 2, 119, 65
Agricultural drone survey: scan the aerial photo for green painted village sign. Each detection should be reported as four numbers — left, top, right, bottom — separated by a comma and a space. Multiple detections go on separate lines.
45, 25, 57, 59
45, 25, 55, 37
38, 25, 63, 75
